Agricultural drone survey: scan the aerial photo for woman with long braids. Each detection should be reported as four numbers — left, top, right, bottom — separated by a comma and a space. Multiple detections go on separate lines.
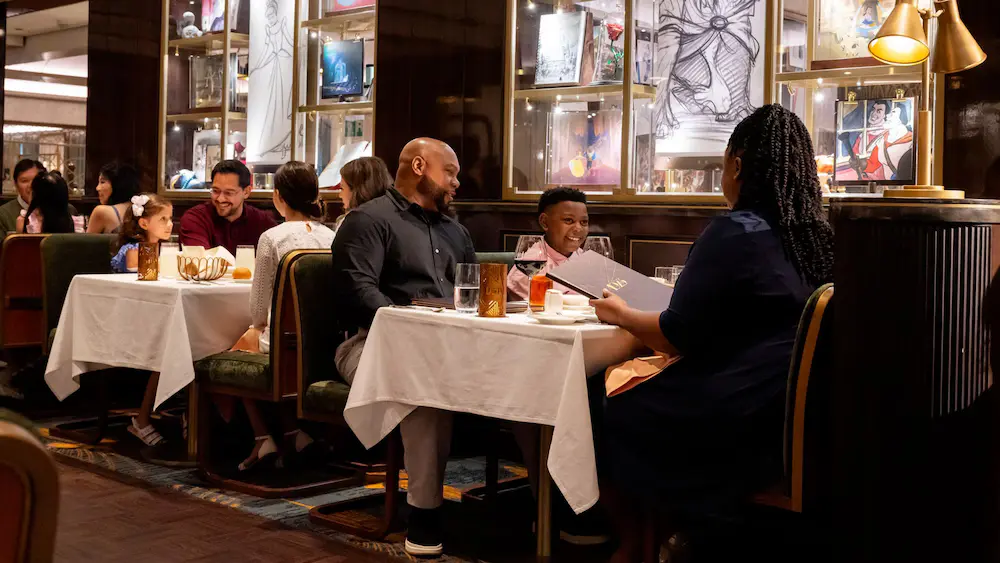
591, 104, 834, 561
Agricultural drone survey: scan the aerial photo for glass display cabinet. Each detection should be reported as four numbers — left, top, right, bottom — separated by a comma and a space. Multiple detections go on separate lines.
158, 0, 251, 195
503, 0, 942, 202
503, 0, 777, 202
774, 0, 930, 195
292, 0, 377, 198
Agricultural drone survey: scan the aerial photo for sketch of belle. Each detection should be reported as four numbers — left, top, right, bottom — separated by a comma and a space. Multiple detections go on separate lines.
248, 0, 294, 160
654, 0, 761, 138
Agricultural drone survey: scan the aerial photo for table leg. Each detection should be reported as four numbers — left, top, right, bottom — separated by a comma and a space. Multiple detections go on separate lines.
187, 383, 199, 462
536, 425, 553, 560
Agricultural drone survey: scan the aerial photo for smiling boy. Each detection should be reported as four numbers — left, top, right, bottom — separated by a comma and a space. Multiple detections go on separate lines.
507, 187, 590, 300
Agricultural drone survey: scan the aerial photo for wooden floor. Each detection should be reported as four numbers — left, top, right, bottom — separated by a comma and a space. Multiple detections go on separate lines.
55, 464, 388, 563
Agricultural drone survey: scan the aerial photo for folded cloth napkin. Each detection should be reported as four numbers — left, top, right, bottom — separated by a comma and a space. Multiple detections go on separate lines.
604, 352, 682, 397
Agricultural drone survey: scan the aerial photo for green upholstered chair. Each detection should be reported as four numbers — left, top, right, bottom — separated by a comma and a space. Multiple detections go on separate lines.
292, 253, 402, 540
39, 234, 120, 444
194, 249, 353, 497
476, 251, 516, 268
1, 235, 49, 351
753, 283, 835, 514
39, 234, 115, 354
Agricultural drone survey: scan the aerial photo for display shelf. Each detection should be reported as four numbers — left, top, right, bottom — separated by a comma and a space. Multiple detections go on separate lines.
301, 8, 376, 29
168, 32, 250, 51
297, 101, 374, 114
292, 0, 378, 196
776, 66, 922, 87
158, 0, 253, 194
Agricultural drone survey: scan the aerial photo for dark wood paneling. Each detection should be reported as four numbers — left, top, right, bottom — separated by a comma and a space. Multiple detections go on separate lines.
373, 0, 505, 200
627, 238, 693, 275
85, 0, 162, 195
943, 0, 1000, 198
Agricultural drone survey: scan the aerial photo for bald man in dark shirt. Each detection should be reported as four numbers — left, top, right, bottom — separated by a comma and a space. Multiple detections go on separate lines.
332, 138, 475, 557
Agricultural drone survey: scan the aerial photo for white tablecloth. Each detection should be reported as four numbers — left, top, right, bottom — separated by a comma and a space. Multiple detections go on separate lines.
45, 274, 252, 409
344, 307, 642, 513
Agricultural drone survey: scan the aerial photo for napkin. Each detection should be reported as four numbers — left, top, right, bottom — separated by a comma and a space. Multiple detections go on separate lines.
205, 246, 236, 266
604, 352, 682, 397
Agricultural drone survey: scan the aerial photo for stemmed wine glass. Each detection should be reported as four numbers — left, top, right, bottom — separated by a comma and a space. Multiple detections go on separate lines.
514, 234, 549, 311
583, 235, 614, 261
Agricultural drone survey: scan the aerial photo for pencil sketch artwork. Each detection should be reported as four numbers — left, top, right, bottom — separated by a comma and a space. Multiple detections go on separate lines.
653, 0, 765, 155
535, 11, 590, 87
247, 0, 294, 164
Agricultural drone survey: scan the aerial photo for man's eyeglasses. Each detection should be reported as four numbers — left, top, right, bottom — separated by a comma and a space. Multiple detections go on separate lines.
211, 188, 243, 198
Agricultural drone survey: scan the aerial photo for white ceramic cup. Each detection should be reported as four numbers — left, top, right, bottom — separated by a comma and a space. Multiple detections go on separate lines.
544, 289, 564, 314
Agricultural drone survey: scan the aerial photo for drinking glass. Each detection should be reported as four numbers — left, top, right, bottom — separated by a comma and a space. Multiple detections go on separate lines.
653, 266, 671, 285
159, 242, 180, 279
454, 263, 480, 313
137, 242, 159, 281
583, 236, 614, 261
514, 235, 547, 311
235, 245, 255, 273
670, 265, 685, 285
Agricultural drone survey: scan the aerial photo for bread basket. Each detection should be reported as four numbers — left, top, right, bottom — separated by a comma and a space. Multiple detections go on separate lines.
177, 255, 229, 281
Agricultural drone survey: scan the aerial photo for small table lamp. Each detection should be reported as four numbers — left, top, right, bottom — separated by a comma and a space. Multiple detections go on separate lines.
868, 0, 986, 198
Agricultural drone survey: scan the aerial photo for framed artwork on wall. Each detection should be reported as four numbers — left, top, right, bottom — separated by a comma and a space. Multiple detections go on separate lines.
834, 96, 916, 185
815, 0, 895, 68
534, 11, 594, 87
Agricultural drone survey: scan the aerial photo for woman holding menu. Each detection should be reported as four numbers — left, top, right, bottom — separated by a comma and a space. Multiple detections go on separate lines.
590, 105, 834, 562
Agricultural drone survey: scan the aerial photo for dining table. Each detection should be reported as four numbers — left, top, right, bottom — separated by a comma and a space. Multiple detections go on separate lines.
344, 306, 642, 557
44, 273, 252, 453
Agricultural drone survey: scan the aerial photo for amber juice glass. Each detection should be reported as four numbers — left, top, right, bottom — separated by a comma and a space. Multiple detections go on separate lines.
529, 275, 553, 312
137, 242, 160, 281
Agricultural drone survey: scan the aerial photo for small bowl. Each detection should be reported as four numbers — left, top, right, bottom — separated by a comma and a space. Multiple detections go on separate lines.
177, 256, 229, 281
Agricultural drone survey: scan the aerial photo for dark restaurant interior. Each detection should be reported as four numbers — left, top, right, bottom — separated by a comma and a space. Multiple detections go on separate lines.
1, 0, 1000, 562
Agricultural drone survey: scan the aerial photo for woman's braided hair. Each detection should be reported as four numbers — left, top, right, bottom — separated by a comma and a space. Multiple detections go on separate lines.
727, 104, 834, 287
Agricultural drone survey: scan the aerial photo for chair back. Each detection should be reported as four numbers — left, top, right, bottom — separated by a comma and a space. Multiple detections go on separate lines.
290, 252, 341, 393
781, 283, 834, 513
39, 234, 115, 353
0, 410, 59, 563
269, 249, 329, 400
0, 235, 49, 349
476, 252, 516, 268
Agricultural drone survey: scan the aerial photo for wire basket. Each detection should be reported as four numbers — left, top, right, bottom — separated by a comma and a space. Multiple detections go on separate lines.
177, 256, 229, 281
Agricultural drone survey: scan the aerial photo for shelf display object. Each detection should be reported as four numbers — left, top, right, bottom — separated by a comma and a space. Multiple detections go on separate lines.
775, 0, 928, 195
160, 0, 251, 193
293, 0, 377, 193
505, 0, 768, 201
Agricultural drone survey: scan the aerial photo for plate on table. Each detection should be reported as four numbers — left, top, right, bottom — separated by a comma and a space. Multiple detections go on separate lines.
561, 310, 600, 323
233, 277, 253, 284
530, 313, 579, 326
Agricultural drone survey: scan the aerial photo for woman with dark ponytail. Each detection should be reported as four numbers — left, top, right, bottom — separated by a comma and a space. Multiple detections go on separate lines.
590, 104, 834, 561
227, 160, 334, 472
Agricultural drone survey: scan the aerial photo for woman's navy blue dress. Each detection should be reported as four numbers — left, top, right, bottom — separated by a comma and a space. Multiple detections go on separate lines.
603, 208, 816, 519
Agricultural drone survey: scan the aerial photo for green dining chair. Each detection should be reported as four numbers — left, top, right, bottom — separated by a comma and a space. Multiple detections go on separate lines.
752, 283, 835, 514
40, 234, 115, 354
292, 252, 403, 540
194, 248, 357, 498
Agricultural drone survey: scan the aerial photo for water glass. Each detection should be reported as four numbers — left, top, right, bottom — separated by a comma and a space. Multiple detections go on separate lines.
235, 245, 255, 273
654, 267, 672, 283
670, 265, 685, 284
454, 263, 480, 313
159, 242, 180, 279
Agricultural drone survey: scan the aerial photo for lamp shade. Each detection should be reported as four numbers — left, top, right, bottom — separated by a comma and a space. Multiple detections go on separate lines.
868, 0, 929, 65
931, 0, 986, 73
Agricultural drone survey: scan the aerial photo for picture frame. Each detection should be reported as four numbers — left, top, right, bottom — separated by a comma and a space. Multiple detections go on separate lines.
325, 0, 376, 14
833, 96, 917, 186
321, 40, 365, 99
815, 0, 895, 69
534, 11, 594, 87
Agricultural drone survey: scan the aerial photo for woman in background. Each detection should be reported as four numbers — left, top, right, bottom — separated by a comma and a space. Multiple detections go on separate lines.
591, 105, 835, 562
334, 156, 393, 230
87, 161, 141, 234
17, 172, 82, 234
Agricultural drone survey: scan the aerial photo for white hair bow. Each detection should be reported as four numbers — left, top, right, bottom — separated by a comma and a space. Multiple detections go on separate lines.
131, 194, 150, 217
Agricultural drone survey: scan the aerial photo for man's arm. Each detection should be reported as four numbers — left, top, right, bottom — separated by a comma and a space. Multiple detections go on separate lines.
332, 211, 393, 330
179, 207, 212, 249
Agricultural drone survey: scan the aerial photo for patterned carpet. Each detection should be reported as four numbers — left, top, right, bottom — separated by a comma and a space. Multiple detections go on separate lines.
37, 420, 540, 563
